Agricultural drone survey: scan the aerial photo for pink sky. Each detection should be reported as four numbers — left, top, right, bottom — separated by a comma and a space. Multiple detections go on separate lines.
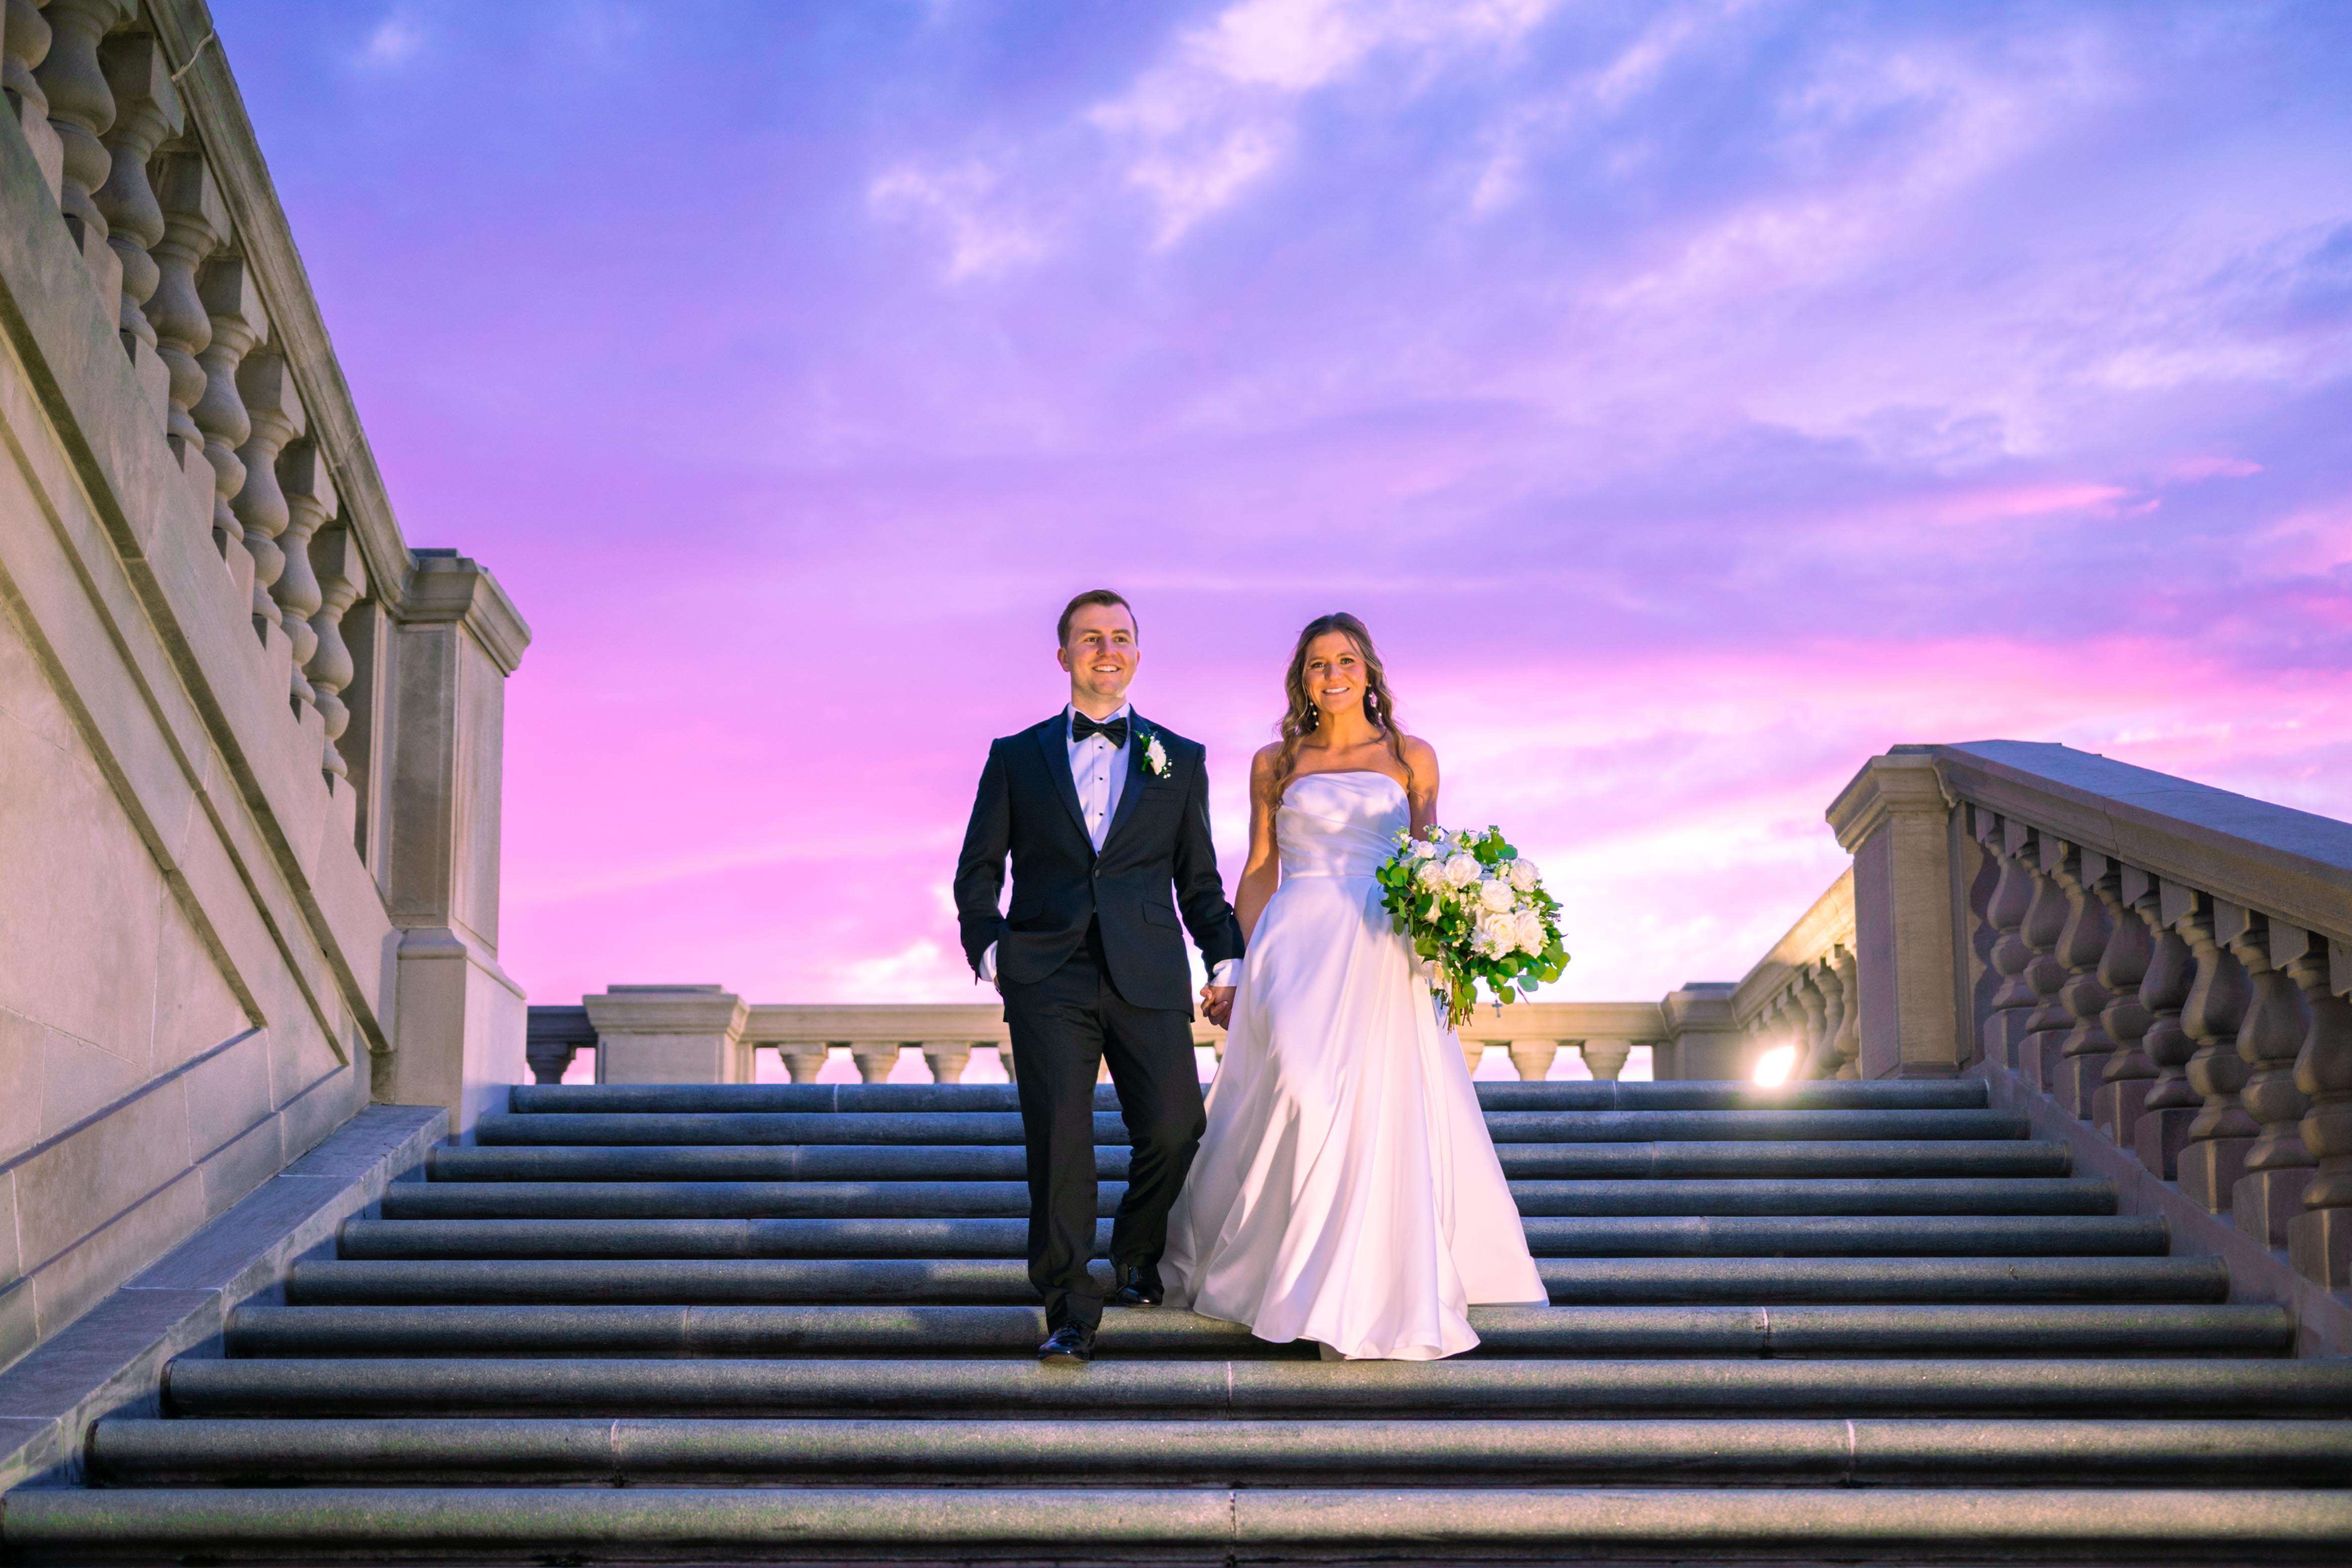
214, 0, 2352, 1006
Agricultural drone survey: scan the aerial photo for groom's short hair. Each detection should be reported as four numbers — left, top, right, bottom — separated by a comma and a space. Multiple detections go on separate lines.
1058, 590, 1136, 648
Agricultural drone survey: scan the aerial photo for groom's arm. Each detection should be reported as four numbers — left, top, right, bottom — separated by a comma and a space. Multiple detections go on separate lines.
1172, 742, 1245, 972
952, 742, 1013, 978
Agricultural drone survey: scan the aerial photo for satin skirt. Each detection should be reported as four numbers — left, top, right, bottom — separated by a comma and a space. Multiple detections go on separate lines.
1163, 870, 1547, 1361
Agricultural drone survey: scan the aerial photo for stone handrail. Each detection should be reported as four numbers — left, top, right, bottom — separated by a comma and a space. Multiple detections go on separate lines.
1731, 867, 1858, 1080
1830, 741, 2352, 1299
532, 991, 1726, 1087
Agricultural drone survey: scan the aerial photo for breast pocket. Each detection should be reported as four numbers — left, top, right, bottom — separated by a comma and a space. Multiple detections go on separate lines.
1140, 901, 1180, 930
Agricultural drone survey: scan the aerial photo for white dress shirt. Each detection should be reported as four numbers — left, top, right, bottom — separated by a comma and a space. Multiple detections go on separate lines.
981, 704, 1238, 991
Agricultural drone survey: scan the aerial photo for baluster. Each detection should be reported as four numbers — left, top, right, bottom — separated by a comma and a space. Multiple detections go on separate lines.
1580, 1039, 1632, 1082
306, 523, 366, 782
523, 1039, 577, 1086
1507, 1040, 1557, 1082
2050, 846, 2116, 1117
149, 151, 223, 493
850, 1042, 901, 1083
31, 0, 128, 302
1461, 1038, 1488, 1076
1811, 960, 1846, 1081
2131, 879, 2203, 1179
777, 1045, 829, 1083
2015, 832, 2074, 1090
2227, 914, 2314, 1246
231, 351, 303, 638
2288, 941, 2352, 1290
1829, 947, 1860, 1080
2174, 894, 2254, 1212
1793, 972, 1832, 1080
93, 32, 178, 417
193, 253, 267, 589
1978, 818, 2040, 1067
1962, 810, 2002, 1065
5, 0, 66, 200
920, 1042, 972, 1085
273, 440, 331, 717
2091, 864, 2158, 1147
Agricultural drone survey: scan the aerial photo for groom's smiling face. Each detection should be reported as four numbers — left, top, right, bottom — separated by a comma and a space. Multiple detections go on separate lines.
1058, 603, 1139, 713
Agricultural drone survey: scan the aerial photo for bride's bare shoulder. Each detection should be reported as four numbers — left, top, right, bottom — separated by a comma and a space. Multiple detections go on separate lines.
1248, 743, 1285, 791
1399, 733, 1439, 773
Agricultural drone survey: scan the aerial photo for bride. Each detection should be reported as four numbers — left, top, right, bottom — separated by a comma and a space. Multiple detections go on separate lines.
1163, 613, 1546, 1360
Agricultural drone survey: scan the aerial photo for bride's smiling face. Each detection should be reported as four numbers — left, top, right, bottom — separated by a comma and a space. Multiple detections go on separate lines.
1301, 632, 1369, 724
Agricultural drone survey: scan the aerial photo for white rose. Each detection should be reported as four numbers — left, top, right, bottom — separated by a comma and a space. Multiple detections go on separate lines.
1412, 840, 1440, 861
1475, 910, 1515, 956
1442, 854, 1481, 888
1508, 860, 1540, 892
1414, 857, 1448, 890
1513, 909, 1546, 954
1478, 878, 1515, 911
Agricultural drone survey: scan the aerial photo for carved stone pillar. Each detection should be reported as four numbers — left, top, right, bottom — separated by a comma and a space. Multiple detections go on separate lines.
1959, 816, 2002, 1066
2014, 837, 2074, 1091
193, 253, 267, 594
1828, 948, 1860, 1080
778, 1046, 830, 1083
582, 987, 747, 1085
1582, 1039, 1633, 1082
2049, 846, 2116, 1118
1507, 1041, 1557, 1082
921, 1043, 973, 1085
2090, 863, 2158, 1147
2173, 895, 2255, 1212
306, 523, 366, 786
2288, 942, 2352, 1290
5, 0, 67, 200
2131, 879, 2203, 1180
148, 150, 223, 501
231, 351, 303, 639
2228, 914, 2314, 1247
31, 0, 128, 304
1976, 817, 2040, 1068
850, 1044, 901, 1084
1794, 971, 1832, 1081
93, 31, 177, 420
1826, 750, 1962, 1077
273, 440, 331, 719
1462, 1040, 1489, 1076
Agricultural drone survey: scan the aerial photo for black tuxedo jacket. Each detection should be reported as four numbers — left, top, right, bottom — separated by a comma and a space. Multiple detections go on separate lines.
954, 713, 1245, 1013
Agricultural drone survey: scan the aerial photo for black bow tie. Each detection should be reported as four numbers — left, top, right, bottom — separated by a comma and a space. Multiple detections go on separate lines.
1071, 713, 1129, 747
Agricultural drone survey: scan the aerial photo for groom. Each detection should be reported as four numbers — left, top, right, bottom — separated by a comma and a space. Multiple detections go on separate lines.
954, 590, 1245, 1364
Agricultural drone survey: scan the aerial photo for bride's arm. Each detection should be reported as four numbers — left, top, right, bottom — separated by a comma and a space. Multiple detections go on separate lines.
1403, 736, 1441, 838
1234, 746, 1283, 942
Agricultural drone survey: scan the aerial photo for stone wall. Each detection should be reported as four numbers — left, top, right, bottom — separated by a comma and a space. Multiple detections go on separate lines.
0, 0, 527, 1371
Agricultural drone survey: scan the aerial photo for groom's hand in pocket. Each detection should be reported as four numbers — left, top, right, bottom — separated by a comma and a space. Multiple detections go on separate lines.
1202, 984, 1235, 1029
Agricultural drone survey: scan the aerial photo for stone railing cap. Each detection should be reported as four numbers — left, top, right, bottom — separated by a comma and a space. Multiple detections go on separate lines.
399, 552, 531, 674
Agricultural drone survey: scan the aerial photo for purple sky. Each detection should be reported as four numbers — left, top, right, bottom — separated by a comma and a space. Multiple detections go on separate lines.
212, 0, 2352, 1007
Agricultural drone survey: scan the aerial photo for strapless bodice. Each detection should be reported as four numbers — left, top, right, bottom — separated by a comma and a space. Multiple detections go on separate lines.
1278, 771, 1408, 878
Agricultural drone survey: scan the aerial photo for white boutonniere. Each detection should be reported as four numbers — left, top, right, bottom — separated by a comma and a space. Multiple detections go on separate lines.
1143, 731, 1171, 777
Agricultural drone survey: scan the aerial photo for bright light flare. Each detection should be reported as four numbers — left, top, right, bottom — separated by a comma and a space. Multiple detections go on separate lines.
1752, 1045, 1797, 1087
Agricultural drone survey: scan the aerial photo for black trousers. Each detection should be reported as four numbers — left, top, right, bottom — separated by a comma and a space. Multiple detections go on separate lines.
1000, 923, 1205, 1332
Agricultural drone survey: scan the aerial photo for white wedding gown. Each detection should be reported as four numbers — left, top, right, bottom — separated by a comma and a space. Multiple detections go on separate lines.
1163, 770, 1547, 1360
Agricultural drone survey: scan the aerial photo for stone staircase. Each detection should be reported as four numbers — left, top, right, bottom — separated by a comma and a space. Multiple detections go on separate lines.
4, 1079, 2349, 1563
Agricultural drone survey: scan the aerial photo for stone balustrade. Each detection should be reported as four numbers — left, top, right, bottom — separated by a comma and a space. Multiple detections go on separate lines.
1731, 868, 1857, 1081
528, 990, 1757, 1088
0, 0, 526, 1368
1831, 743, 2352, 1297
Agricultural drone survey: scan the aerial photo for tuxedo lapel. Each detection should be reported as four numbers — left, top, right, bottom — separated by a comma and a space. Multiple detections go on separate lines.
1100, 716, 1154, 852
1034, 716, 1092, 850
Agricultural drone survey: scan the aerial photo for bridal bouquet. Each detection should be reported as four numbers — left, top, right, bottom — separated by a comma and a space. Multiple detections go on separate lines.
1376, 825, 1569, 1029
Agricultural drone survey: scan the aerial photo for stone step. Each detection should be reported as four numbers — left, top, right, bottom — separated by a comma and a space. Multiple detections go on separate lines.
84, 1416, 2352, 1489
427, 1138, 2076, 1184
10, 1486, 2347, 1564
222, 1303, 2298, 1361
159, 1357, 2352, 1420
508, 1081, 1993, 1116
470, 1108, 2033, 1147
335, 1214, 2169, 1261
382, 1177, 2119, 1220
282, 1255, 2234, 1307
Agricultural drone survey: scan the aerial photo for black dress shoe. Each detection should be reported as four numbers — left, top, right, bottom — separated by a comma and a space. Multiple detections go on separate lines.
1109, 1262, 1165, 1308
1038, 1324, 1094, 1364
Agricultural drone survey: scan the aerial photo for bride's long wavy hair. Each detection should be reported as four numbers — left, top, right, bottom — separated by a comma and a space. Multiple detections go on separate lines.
1267, 612, 1409, 799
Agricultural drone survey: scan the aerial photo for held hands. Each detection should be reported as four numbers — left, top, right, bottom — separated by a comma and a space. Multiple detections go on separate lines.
1201, 984, 1236, 1029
